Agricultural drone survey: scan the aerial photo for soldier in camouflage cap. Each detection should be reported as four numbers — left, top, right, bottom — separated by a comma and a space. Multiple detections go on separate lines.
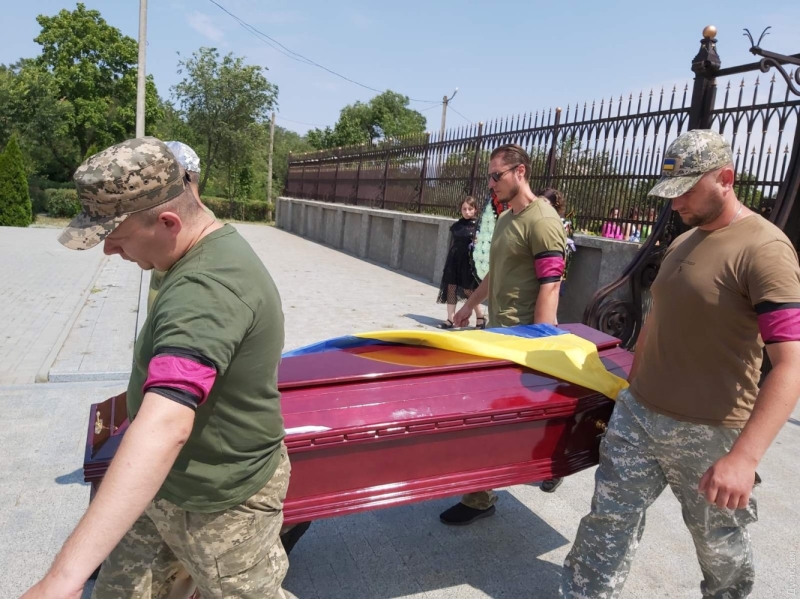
560, 129, 800, 598
24, 138, 295, 599
649, 129, 734, 199
59, 137, 187, 250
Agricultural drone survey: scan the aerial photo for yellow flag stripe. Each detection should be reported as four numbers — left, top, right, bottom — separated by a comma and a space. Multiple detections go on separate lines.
355, 329, 628, 400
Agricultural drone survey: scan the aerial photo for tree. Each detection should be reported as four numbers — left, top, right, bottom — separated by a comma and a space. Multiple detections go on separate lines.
0, 66, 14, 150
172, 47, 278, 195
268, 125, 314, 197
307, 91, 426, 150
736, 172, 764, 209
0, 136, 33, 227
7, 58, 79, 181
27, 3, 161, 174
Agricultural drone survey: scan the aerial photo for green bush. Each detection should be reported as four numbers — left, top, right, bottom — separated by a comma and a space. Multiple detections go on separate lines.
0, 136, 33, 227
45, 188, 81, 218
236, 200, 273, 222
200, 196, 230, 218
29, 177, 74, 214
200, 196, 274, 222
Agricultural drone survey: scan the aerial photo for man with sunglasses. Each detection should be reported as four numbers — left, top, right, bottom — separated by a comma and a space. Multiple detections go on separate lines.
440, 143, 568, 525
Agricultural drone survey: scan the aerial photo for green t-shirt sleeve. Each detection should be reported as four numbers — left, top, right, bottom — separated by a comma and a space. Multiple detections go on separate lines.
529, 217, 567, 257
151, 274, 254, 375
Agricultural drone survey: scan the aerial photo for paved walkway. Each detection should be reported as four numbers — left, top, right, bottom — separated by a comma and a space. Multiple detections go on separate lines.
49, 259, 144, 382
0, 228, 105, 384
0, 223, 798, 599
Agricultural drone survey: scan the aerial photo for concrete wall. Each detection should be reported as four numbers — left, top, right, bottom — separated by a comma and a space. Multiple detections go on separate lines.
558, 234, 641, 323
276, 197, 642, 324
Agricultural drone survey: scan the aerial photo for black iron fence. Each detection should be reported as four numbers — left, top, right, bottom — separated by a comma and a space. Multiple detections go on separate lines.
286, 41, 799, 238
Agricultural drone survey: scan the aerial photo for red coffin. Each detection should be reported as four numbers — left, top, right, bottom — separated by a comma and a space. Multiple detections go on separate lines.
84, 323, 632, 525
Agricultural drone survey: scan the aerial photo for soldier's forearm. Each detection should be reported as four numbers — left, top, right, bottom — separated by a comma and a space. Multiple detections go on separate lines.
46, 393, 194, 588
465, 274, 490, 310
731, 342, 800, 465
533, 282, 560, 324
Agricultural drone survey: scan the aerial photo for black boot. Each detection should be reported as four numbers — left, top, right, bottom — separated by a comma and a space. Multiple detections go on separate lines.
540, 477, 564, 493
439, 502, 496, 525
280, 521, 312, 554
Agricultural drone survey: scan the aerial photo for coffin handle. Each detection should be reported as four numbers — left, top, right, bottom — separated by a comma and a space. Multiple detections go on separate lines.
95, 410, 105, 435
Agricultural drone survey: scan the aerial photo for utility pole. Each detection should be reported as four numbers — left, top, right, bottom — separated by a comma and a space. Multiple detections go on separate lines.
135, 0, 148, 138
267, 111, 276, 205
440, 88, 458, 138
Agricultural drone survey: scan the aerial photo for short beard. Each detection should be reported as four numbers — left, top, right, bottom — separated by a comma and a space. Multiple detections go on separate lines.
499, 182, 521, 204
677, 199, 726, 228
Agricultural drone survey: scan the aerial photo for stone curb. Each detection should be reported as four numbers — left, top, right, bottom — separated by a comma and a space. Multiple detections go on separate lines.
34, 255, 109, 384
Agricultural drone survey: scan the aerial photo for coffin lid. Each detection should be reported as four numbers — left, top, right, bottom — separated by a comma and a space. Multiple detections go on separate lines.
278, 323, 620, 391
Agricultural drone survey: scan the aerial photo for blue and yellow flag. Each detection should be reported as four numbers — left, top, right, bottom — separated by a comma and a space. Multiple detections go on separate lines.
284, 324, 628, 400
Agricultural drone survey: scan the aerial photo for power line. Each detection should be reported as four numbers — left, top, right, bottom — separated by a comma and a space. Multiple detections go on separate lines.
206, 0, 440, 104
448, 105, 472, 124
421, 103, 443, 112
276, 116, 325, 128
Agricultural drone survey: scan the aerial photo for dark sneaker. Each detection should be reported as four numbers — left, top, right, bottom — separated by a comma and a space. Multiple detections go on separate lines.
439, 503, 496, 525
280, 521, 312, 554
540, 477, 564, 493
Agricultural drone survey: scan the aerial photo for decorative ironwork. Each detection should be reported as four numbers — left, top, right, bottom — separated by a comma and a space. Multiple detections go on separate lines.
584, 26, 800, 348
745, 27, 800, 97
288, 90, 696, 236
284, 26, 800, 350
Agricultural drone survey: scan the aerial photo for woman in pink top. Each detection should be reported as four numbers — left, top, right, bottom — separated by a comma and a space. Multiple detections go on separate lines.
601, 207, 624, 239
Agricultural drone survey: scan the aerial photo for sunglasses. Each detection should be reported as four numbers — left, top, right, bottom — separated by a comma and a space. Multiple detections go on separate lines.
488, 164, 521, 182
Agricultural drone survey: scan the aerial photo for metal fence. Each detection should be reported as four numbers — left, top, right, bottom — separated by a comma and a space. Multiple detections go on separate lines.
286, 50, 799, 237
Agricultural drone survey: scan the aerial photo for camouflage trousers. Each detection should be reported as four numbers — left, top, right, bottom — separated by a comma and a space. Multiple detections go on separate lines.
93, 445, 296, 599
561, 389, 758, 599
461, 490, 498, 510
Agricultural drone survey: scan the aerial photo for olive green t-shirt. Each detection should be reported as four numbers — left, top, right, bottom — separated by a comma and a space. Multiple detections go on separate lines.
129, 224, 286, 512
148, 204, 215, 312
630, 215, 800, 427
488, 199, 567, 327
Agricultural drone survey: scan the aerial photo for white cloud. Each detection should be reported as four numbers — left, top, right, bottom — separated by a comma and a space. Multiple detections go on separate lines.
188, 12, 225, 42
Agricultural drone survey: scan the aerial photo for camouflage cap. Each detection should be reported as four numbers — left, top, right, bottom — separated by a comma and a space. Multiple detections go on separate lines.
648, 130, 734, 199
59, 137, 185, 250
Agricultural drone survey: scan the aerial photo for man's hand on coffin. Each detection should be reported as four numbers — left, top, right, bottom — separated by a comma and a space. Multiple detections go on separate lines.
19, 392, 195, 598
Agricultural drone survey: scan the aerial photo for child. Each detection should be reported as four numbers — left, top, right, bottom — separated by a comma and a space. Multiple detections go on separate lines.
626, 206, 642, 243
641, 206, 658, 241
601, 206, 624, 239
437, 196, 486, 329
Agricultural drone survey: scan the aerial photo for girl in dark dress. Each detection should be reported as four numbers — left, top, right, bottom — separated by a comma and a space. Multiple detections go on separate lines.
436, 196, 485, 329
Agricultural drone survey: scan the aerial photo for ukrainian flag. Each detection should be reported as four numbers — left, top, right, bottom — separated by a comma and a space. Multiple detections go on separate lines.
284, 324, 628, 400
663, 158, 677, 171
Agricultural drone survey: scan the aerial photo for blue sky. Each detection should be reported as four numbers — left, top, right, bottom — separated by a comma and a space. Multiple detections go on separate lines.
3, 0, 799, 136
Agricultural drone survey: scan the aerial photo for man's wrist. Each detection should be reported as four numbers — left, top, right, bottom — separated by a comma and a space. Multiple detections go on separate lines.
44, 565, 86, 594
727, 443, 761, 468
